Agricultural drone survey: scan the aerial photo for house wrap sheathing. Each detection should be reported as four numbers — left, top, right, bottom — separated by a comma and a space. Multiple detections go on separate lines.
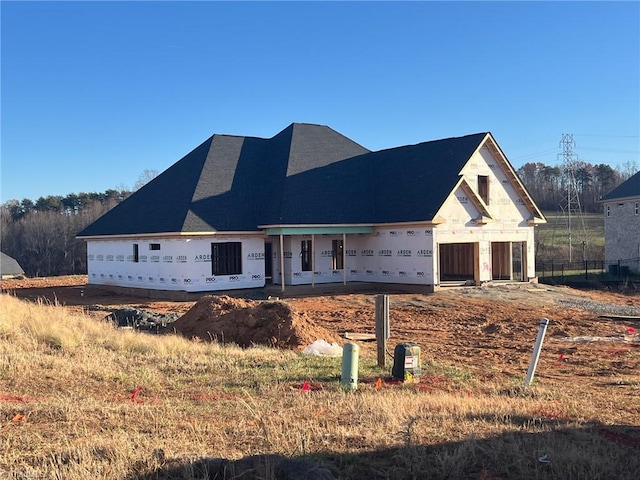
78, 123, 546, 293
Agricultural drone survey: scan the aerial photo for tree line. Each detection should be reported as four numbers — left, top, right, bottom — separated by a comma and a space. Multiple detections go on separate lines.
0, 163, 637, 278
1, 190, 130, 277
516, 160, 638, 213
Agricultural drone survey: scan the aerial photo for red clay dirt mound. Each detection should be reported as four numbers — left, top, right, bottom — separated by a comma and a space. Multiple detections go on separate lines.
170, 295, 340, 349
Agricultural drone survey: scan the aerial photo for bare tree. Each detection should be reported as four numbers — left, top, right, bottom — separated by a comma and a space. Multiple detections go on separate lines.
618, 161, 639, 181
133, 169, 159, 191
1, 189, 127, 277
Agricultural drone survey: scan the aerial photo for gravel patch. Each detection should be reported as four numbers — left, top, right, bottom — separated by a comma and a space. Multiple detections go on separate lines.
555, 298, 640, 317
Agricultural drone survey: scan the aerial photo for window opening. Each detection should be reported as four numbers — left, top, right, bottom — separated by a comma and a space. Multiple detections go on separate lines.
211, 242, 242, 276
478, 175, 489, 204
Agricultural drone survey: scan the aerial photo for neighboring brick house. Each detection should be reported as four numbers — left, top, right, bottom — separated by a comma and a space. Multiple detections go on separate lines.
77, 123, 546, 293
601, 171, 640, 274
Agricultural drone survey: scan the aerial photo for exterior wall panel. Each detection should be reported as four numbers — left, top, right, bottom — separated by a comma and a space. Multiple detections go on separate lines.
273, 228, 436, 286
87, 236, 265, 292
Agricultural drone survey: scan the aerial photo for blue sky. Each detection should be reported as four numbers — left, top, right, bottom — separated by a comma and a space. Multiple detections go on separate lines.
1, 1, 639, 203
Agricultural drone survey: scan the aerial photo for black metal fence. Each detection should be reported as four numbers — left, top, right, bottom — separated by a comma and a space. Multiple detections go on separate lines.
536, 257, 640, 283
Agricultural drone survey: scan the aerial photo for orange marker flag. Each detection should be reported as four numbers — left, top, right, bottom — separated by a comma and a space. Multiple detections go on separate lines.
11, 413, 26, 423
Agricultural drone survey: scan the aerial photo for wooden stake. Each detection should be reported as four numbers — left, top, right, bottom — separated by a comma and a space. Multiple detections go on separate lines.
376, 294, 390, 367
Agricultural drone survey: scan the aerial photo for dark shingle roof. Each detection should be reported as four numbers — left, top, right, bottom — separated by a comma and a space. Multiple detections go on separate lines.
78, 137, 214, 235
273, 133, 487, 225
78, 124, 489, 236
78, 123, 370, 236
601, 171, 640, 201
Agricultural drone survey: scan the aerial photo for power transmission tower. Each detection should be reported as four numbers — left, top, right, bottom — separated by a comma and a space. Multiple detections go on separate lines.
557, 134, 588, 262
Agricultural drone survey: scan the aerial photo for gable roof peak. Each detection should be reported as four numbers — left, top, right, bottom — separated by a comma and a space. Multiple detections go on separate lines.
291, 121, 329, 128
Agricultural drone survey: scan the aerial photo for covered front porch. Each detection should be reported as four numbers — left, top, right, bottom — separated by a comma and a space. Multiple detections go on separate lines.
261, 225, 374, 292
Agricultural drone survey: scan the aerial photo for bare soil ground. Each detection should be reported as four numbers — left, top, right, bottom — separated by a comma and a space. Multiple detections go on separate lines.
2, 275, 640, 420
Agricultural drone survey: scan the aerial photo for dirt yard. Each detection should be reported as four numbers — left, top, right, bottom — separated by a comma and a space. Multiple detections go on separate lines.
2, 275, 639, 411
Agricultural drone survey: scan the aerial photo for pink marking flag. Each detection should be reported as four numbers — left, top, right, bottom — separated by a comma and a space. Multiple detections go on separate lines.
130, 386, 143, 401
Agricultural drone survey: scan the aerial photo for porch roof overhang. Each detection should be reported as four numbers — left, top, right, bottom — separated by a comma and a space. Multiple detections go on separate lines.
259, 224, 375, 236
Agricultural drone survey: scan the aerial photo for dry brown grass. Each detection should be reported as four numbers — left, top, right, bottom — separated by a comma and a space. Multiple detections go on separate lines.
1, 293, 638, 479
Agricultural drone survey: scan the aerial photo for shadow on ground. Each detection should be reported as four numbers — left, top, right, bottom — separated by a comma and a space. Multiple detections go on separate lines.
129, 424, 640, 480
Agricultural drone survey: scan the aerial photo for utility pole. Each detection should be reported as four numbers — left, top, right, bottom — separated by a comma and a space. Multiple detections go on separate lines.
558, 134, 587, 262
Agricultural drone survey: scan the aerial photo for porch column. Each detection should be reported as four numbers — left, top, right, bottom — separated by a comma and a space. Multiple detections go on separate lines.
343, 233, 347, 285
311, 234, 315, 288
280, 234, 285, 292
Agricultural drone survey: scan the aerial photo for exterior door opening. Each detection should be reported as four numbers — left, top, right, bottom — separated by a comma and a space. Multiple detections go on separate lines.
332, 239, 344, 270
491, 241, 526, 281
491, 242, 511, 280
512, 242, 525, 281
264, 243, 273, 284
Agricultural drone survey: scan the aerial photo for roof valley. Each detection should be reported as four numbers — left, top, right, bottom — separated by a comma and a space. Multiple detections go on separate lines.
77, 126, 518, 236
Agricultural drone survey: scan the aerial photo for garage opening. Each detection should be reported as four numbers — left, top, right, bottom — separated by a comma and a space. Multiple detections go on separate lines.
439, 243, 475, 282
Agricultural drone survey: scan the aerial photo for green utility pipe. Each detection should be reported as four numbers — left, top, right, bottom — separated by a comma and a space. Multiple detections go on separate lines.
341, 343, 359, 391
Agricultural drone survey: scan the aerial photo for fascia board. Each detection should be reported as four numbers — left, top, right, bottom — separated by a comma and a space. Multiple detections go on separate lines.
459, 179, 493, 219
77, 231, 263, 240
262, 226, 375, 235
370, 220, 445, 227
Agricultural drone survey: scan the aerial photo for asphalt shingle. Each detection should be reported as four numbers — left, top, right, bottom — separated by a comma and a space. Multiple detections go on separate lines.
77, 124, 489, 236
601, 171, 640, 201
